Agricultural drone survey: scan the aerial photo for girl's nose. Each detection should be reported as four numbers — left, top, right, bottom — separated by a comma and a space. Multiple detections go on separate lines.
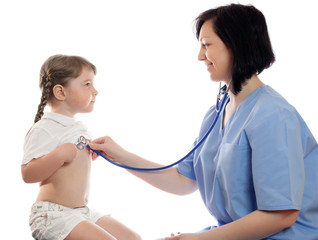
93, 87, 98, 96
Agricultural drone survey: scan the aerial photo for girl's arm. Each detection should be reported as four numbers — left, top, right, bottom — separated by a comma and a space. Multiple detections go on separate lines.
165, 209, 299, 240
89, 136, 198, 195
21, 143, 77, 183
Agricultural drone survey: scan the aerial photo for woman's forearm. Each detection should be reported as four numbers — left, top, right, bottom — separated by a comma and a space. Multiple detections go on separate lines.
122, 152, 198, 195
90, 137, 198, 195
194, 209, 299, 240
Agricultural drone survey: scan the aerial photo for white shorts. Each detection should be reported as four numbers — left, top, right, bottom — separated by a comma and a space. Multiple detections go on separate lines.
29, 201, 106, 240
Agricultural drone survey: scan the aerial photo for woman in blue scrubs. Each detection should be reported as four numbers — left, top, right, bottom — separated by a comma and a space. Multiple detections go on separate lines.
90, 4, 318, 239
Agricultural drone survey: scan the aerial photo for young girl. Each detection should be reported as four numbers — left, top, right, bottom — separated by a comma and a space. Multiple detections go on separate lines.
22, 54, 141, 240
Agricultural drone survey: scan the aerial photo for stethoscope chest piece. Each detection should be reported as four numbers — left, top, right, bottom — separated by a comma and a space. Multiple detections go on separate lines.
75, 136, 88, 150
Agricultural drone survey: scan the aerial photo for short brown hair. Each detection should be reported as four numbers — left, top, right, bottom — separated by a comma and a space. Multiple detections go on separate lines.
195, 4, 275, 94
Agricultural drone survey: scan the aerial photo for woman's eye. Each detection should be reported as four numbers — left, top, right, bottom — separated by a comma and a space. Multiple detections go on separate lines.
202, 43, 209, 49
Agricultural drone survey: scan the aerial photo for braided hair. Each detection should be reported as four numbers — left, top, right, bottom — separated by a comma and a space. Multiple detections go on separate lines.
34, 73, 52, 123
34, 54, 96, 123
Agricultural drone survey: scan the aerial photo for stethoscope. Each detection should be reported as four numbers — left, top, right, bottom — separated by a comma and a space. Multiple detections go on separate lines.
77, 84, 230, 171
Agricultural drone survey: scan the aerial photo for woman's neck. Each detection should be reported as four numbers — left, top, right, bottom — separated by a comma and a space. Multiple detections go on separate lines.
228, 74, 264, 109
222, 74, 264, 128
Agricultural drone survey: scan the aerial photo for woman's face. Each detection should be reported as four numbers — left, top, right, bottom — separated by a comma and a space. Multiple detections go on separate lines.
198, 20, 233, 83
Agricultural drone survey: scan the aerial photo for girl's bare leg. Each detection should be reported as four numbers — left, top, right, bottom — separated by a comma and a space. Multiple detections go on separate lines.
65, 220, 117, 240
96, 215, 142, 240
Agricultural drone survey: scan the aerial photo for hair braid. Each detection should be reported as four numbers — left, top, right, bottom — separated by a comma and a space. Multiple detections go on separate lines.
34, 75, 52, 123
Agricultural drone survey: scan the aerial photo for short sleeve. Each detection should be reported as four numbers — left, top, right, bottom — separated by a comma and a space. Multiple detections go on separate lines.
248, 109, 305, 210
176, 139, 198, 181
22, 127, 59, 165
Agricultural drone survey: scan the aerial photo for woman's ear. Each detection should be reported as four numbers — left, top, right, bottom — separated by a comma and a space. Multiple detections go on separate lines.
52, 84, 66, 101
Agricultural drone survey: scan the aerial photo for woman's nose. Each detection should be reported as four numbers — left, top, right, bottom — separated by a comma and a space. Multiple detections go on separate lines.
198, 47, 206, 61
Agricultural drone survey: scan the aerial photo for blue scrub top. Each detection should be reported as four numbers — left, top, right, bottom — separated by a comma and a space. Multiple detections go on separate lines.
177, 85, 318, 239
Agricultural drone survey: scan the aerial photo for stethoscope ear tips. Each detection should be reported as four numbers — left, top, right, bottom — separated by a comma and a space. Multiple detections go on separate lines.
217, 83, 229, 101
220, 84, 228, 94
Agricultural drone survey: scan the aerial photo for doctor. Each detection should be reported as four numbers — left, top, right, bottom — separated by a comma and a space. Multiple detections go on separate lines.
90, 4, 318, 239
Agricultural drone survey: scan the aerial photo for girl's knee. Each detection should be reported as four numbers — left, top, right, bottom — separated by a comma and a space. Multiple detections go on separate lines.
132, 232, 142, 240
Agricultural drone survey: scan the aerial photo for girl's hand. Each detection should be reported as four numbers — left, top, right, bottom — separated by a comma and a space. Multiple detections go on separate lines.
59, 143, 77, 164
21, 142, 77, 183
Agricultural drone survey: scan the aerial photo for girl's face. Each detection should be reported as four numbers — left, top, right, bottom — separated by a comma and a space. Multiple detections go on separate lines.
197, 20, 233, 83
63, 66, 98, 116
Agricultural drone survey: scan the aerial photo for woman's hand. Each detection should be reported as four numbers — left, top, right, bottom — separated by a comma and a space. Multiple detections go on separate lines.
86, 139, 98, 161
164, 233, 196, 240
88, 136, 128, 163
164, 232, 181, 240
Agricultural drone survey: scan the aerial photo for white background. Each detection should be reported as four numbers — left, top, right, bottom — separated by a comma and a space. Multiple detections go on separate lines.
1, 0, 317, 239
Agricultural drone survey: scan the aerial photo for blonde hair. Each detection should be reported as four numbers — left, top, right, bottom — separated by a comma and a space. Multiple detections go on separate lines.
34, 54, 96, 123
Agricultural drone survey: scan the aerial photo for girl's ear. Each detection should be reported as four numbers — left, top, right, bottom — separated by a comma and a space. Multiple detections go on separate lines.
52, 84, 66, 101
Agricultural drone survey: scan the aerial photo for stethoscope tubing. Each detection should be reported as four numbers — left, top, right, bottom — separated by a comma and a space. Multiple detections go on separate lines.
87, 92, 229, 171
